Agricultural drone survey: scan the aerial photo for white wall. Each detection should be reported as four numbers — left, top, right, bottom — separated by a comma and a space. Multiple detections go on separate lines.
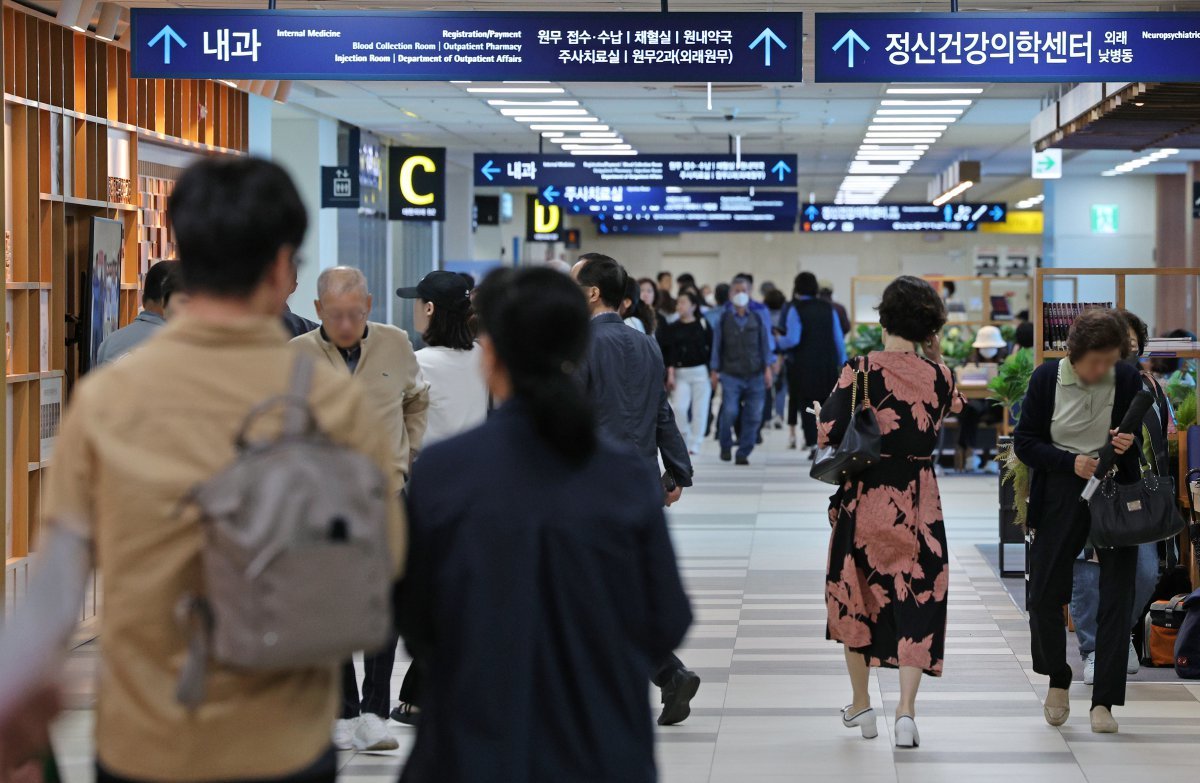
1044, 175, 1158, 329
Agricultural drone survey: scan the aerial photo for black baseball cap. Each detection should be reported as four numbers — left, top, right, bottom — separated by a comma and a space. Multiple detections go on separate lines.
397, 270, 472, 310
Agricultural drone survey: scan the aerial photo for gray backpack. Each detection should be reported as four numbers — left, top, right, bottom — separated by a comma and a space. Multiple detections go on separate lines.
176, 354, 393, 708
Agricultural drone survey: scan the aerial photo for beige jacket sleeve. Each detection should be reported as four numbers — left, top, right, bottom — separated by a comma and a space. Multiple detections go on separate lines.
398, 336, 430, 466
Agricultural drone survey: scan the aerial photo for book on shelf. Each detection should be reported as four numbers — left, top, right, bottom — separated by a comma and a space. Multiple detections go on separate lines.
1144, 337, 1200, 355
1041, 301, 1114, 352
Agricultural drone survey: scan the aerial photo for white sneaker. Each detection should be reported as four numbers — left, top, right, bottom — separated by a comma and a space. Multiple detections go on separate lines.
1083, 652, 1095, 685
332, 718, 357, 751
1127, 640, 1140, 675
353, 713, 399, 751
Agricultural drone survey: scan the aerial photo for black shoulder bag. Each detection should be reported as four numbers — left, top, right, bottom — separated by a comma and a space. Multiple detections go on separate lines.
1088, 450, 1185, 549
810, 357, 881, 485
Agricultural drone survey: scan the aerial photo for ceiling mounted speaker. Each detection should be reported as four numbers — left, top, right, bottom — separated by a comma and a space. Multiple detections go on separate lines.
57, 0, 100, 32
94, 3, 124, 42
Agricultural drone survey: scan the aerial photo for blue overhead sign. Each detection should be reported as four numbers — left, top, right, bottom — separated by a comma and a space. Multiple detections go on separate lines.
815, 12, 1200, 82
474, 154, 798, 188
594, 191, 798, 234
130, 9, 802, 82
800, 203, 1007, 233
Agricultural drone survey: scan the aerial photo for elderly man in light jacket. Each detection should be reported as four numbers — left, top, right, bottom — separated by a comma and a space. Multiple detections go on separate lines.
292, 266, 429, 753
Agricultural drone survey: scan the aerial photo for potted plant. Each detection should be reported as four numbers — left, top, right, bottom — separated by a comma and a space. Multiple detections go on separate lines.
987, 347, 1034, 572
846, 323, 883, 358
940, 326, 975, 369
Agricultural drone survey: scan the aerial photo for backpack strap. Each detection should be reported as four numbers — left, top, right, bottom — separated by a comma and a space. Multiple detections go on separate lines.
283, 353, 316, 437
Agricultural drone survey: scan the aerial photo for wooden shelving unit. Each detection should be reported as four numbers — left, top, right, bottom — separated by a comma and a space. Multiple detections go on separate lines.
1, 6, 249, 614
850, 274, 1031, 327
1034, 267, 1200, 589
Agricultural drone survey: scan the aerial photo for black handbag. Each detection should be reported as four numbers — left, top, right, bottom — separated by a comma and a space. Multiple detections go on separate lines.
810, 357, 881, 485
1088, 454, 1186, 548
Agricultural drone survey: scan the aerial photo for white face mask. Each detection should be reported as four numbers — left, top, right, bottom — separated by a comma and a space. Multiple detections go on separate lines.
979, 347, 999, 359
731, 292, 750, 308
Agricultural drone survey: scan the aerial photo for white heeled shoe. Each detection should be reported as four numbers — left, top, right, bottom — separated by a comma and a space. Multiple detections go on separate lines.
895, 715, 920, 748
840, 705, 879, 739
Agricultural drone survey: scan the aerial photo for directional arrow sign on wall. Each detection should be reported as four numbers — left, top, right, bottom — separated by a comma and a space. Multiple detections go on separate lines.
1032, 149, 1062, 180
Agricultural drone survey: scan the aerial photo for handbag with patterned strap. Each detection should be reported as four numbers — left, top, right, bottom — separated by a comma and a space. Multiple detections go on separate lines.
811, 357, 881, 485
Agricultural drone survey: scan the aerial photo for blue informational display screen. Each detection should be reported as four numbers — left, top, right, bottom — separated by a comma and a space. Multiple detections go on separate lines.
592, 191, 798, 234
815, 13, 1200, 83
130, 9, 802, 82
475, 154, 798, 188
800, 203, 1007, 233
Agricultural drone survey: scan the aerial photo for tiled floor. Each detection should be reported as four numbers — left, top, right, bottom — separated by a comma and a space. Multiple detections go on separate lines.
51, 433, 1200, 782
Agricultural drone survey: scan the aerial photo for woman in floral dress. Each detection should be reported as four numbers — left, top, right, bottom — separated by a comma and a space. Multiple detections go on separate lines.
819, 276, 963, 748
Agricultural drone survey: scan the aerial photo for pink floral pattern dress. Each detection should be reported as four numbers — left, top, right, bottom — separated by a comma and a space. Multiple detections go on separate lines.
819, 351, 963, 676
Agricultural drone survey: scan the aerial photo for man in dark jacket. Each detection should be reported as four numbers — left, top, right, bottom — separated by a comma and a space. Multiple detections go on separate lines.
281, 259, 318, 338
572, 253, 700, 726
778, 272, 847, 456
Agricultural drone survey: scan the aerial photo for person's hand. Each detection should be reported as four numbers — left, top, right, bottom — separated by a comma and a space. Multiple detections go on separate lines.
764, 367, 774, 387
710, 370, 720, 388
665, 368, 676, 392
1074, 455, 1099, 480
0, 683, 62, 781
1110, 429, 1135, 455
828, 507, 838, 526
665, 486, 683, 507
922, 333, 943, 363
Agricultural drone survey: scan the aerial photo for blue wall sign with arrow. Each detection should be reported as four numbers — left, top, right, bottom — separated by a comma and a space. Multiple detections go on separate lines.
816, 12, 1200, 83
131, 9, 802, 82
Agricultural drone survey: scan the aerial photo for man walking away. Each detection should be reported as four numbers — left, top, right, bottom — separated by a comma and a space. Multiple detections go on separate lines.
571, 253, 701, 726
0, 157, 404, 783
711, 276, 774, 464
293, 266, 429, 752
95, 260, 182, 364
281, 258, 318, 338
819, 280, 852, 336
778, 272, 847, 456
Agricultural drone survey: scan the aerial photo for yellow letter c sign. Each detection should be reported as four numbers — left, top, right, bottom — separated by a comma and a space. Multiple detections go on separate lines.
399, 155, 436, 206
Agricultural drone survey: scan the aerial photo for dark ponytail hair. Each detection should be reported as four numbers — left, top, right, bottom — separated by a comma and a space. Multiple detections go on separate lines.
474, 267, 596, 464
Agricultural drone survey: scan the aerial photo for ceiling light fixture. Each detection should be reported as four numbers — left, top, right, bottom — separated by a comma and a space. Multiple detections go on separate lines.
1100, 147, 1180, 176
929, 160, 981, 205
466, 86, 566, 94
886, 87, 984, 95
570, 149, 638, 156
486, 99, 580, 107
870, 116, 958, 123
528, 123, 610, 131
549, 137, 628, 144
881, 99, 973, 107
1015, 194, 1045, 209
876, 108, 964, 115
499, 108, 589, 116
867, 125, 948, 132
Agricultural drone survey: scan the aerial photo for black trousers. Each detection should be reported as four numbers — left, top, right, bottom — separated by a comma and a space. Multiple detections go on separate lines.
1027, 472, 1138, 709
957, 399, 1002, 450
341, 632, 400, 719
98, 748, 336, 783
652, 653, 686, 687
397, 657, 426, 707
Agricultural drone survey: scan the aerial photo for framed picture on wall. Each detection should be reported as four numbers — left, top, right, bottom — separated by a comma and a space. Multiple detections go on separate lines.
86, 217, 124, 372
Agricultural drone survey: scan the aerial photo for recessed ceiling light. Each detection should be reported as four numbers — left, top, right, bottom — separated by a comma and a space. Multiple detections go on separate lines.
528, 123, 610, 131
931, 180, 974, 206
486, 99, 580, 107
881, 99, 973, 106
886, 87, 984, 95
868, 125, 947, 132
549, 137, 627, 144
570, 149, 638, 156
580, 131, 619, 138
466, 87, 567, 94
876, 108, 964, 115
871, 116, 958, 123
499, 108, 589, 116
540, 132, 564, 138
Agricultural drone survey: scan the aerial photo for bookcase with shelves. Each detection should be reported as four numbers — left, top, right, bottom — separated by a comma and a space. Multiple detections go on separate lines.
850, 274, 1032, 328
1033, 267, 1200, 589
1, 5, 249, 615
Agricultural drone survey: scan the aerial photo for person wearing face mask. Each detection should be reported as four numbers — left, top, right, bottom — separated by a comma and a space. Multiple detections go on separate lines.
954, 326, 1008, 472
710, 275, 775, 464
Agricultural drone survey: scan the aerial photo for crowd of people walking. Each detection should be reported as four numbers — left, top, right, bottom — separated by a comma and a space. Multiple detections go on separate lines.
0, 157, 1185, 782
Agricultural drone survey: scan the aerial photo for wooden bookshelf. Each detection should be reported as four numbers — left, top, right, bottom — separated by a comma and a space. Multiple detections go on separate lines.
1033, 267, 1200, 589
1, 6, 249, 615
850, 274, 1031, 327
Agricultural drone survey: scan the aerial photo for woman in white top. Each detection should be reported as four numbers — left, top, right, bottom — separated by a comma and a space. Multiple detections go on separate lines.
394, 270, 490, 723
397, 271, 489, 447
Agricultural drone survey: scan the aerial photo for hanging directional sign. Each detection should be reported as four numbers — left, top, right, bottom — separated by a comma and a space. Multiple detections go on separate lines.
474, 153, 798, 188
321, 166, 360, 209
815, 12, 1200, 82
527, 194, 565, 242
130, 9, 802, 82
595, 191, 798, 234
800, 203, 1007, 233
388, 147, 446, 221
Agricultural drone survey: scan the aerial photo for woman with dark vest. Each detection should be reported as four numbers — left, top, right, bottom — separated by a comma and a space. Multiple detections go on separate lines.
1014, 308, 1140, 735
778, 272, 847, 454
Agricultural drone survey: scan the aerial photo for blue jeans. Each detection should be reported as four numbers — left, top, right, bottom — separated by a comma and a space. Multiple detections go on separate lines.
719, 372, 766, 459
1070, 542, 1159, 658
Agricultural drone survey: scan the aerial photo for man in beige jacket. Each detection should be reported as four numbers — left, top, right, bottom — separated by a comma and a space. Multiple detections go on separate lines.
292, 266, 429, 752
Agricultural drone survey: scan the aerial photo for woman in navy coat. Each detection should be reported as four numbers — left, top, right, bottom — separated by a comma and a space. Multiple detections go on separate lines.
397, 267, 693, 783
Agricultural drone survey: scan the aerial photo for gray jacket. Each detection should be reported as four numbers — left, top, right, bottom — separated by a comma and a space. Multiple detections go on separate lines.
95, 311, 166, 365
576, 312, 693, 487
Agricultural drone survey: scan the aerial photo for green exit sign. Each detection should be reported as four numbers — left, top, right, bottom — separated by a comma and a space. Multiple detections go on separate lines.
1091, 204, 1119, 234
